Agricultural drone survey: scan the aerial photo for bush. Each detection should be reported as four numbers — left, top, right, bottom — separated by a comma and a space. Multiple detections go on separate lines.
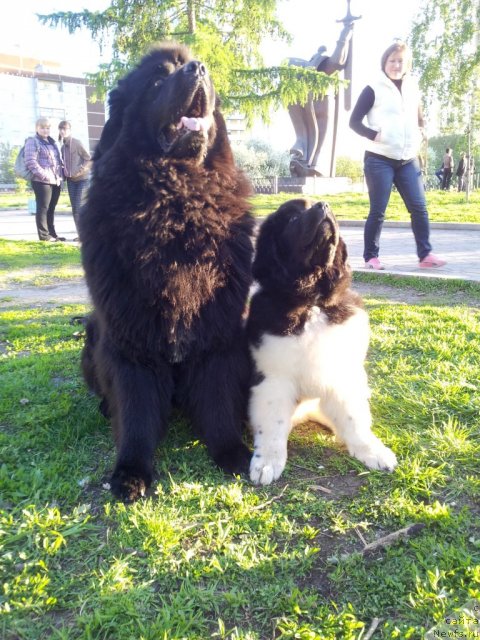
0, 143, 28, 193
0, 142, 18, 184
335, 156, 363, 181
232, 139, 290, 178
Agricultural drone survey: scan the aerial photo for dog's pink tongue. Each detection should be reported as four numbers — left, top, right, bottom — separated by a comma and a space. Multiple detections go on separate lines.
177, 116, 210, 133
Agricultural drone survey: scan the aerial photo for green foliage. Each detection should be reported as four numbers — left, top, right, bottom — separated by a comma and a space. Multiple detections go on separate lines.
0, 143, 33, 194
410, 1, 480, 127
37, 0, 342, 122
426, 133, 479, 172
335, 156, 363, 181
233, 139, 290, 178
0, 143, 19, 185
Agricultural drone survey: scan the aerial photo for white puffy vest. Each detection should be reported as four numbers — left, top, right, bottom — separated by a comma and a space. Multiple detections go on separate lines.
365, 73, 422, 161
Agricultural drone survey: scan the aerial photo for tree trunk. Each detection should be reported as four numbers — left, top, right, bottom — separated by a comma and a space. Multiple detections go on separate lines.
187, 0, 196, 34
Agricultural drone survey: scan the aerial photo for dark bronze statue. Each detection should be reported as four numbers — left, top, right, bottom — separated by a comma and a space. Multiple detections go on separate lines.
288, 2, 361, 178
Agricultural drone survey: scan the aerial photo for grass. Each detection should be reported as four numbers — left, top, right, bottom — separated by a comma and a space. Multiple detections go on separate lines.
0, 191, 71, 212
251, 190, 480, 224
0, 239, 82, 289
2, 189, 480, 223
1, 243, 479, 638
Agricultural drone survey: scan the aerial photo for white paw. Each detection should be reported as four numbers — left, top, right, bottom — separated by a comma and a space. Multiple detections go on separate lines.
249, 451, 287, 485
349, 439, 397, 472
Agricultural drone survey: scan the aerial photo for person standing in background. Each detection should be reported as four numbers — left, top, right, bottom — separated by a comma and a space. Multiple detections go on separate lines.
58, 121, 91, 241
442, 148, 454, 191
25, 117, 65, 242
349, 41, 446, 270
456, 152, 466, 192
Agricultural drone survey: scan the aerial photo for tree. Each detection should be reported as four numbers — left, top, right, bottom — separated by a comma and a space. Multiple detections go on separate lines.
232, 139, 290, 178
0, 143, 22, 187
427, 134, 465, 170
38, 0, 343, 123
335, 156, 363, 182
410, 0, 480, 129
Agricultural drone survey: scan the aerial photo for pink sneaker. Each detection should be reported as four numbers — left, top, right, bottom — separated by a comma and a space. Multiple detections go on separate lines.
419, 253, 447, 268
365, 257, 385, 270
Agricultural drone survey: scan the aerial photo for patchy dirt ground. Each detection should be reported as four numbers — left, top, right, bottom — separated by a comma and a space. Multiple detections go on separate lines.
1, 277, 479, 309
0, 277, 90, 308
355, 281, 480, 307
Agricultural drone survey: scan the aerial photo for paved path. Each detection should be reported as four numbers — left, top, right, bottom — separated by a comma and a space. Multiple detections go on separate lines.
338, 220, 480, 282
1, 209, 479, 282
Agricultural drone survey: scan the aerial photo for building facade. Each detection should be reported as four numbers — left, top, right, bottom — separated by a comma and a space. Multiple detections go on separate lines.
0, 52, 105, 153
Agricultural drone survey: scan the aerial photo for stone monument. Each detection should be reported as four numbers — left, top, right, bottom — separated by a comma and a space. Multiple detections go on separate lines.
286, 0, 361, 181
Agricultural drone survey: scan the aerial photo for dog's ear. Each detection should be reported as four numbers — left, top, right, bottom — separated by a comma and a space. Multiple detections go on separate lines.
334, 237, 348, 268
93, 85, 127, 161
324, 237, 351, 290
252, 221, 286, 284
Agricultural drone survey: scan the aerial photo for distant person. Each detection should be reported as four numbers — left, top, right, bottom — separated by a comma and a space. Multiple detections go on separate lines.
435, 166, 443, 185
456, 152, 466, 192
58, 121, 91, 241
25, 117, 65, 242
349, 41, 446, 269
442, 148, 454, 190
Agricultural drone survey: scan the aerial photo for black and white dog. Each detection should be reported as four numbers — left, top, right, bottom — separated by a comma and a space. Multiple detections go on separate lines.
246, 199, 397, 485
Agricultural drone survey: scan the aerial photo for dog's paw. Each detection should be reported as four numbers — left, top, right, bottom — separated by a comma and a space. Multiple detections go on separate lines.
249, 450, 287, 485
110, 467, 151, 503
349, 439, 397, 472
214, 443, 252, 476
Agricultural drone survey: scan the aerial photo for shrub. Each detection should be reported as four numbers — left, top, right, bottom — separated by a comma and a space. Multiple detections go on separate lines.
335, 156, 363, 181
233, 139, 290, 178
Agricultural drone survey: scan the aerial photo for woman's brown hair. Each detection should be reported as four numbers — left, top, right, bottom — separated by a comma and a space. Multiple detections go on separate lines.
380, 41, 412, 73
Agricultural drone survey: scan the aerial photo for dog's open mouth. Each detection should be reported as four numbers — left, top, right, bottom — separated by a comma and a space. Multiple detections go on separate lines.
176, 86, 212, 134
159, 84, 214, 153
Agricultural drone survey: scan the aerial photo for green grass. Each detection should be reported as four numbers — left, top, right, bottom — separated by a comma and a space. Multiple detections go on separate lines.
2, 189, 480, 223
0, 192, 71, 211
0, 239, 82, 288
0, 247, 479, 638
251, 190, 480, 224
354, 271, 480, 301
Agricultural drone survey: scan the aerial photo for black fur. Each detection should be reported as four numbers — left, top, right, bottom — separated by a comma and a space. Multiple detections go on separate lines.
247, 199, 363, 346
80, 42, 254, 501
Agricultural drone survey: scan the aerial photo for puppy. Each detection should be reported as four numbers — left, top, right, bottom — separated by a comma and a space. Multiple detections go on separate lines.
246, 199, 397, 485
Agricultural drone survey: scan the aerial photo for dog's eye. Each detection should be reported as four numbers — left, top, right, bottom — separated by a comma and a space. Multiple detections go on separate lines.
158, 63, 175, 76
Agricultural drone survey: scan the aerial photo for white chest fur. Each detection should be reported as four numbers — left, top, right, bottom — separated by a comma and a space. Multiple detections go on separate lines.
248, 305, 397, 485
251, 306, 370, 399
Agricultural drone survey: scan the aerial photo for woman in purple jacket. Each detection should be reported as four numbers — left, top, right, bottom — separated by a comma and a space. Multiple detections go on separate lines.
25, 117, 65, 242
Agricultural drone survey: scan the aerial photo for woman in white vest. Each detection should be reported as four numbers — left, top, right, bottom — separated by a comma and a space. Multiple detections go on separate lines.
349, 41, 446, 270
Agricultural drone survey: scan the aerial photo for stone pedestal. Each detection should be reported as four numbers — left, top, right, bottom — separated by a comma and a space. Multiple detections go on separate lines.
277, 176, 351, 195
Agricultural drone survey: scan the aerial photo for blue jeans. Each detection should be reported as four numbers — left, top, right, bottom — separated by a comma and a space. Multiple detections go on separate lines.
363, 155, 432, 261
67, 178, 89, 236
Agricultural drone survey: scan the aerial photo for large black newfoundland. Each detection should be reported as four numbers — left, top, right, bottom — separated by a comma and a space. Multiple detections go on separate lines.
81, 43, 255, 501
247, 199, 397, 485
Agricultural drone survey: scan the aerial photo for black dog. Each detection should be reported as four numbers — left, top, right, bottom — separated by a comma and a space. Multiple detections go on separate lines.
247, 199, 397, 485
80, 42, 254, 501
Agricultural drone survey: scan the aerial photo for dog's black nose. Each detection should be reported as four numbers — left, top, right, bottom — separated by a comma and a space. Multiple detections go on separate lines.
311, 201, 329, 214
184, 60, 207, 77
